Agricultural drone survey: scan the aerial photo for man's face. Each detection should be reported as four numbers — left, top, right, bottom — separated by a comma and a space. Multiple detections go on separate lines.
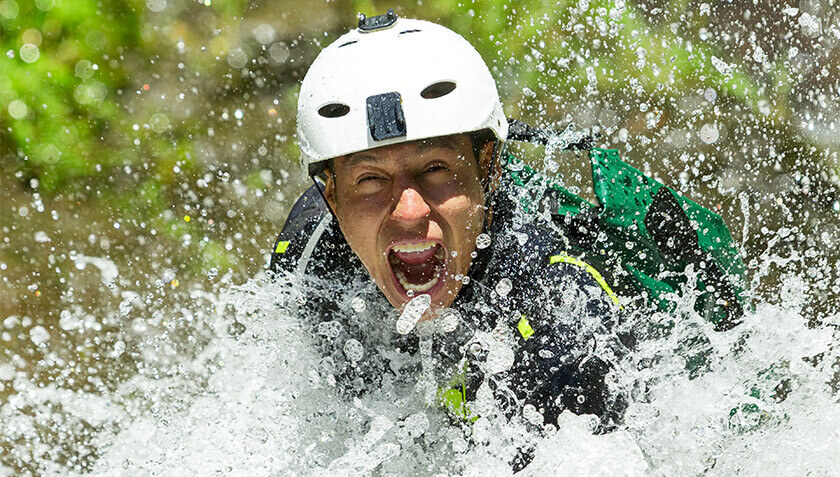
324, 134, 491, 318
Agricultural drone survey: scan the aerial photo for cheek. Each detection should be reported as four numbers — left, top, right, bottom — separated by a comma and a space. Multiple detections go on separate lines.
336, 208, 374, 251
439, 194, 485, 247
440, 186, 484, 223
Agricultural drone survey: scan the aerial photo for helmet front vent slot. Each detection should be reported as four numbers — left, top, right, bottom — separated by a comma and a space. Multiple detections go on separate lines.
318, 103, 351, 118
399, 29, 421, 34
420, 81, 457, 99
338, 41, 358, 48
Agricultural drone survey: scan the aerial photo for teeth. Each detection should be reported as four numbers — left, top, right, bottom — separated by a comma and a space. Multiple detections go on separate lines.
392, 241, 437, 253
395, 267, 441, 293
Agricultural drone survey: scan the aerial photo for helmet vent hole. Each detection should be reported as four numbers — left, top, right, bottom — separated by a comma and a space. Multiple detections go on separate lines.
338, 40, 358, 48
399, 29, 421, 34
318, 103, 350, 118
421, 81, 456, 99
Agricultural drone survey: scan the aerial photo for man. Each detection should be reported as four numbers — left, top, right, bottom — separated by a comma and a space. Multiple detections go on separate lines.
270, 10, 627, 449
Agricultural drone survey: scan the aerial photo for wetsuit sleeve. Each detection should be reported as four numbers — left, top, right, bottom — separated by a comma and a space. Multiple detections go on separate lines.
268, 184, 329, 276
508, 259, 627, 430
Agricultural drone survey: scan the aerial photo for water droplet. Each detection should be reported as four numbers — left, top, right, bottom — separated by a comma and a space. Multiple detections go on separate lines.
699, 123, 719, 144
316, 320, 342, 338
29, 325, 49, 345
397, 294, 431, 335
475, 233, 491, 249
485, 341, 514, 374
522, 404, 544, 426
19, 43, 39, 63
34, 231, 50, 243
437, 308, 460, 333
227, 48, 248, 69
495, 278, 512, 297
0, 0, 20, 20
350, 296, 366, 313
343, 339, 364, 362
8, 100, 27, 119
146, 0, 165, 12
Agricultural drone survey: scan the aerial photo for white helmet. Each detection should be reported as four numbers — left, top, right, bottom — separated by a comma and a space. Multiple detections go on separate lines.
297, 10, 508, 176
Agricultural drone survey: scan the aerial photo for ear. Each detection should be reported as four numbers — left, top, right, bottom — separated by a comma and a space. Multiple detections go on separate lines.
478, 140, 494, 175
322, 166, 339, 212
478, 140, 501, 194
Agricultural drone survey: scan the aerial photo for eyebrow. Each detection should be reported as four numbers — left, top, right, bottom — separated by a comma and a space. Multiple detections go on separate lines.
341, 152, 384, 172
342, 137, 461, 172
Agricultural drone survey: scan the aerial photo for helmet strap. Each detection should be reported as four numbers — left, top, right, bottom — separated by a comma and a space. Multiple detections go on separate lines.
311, 174, 340, 224
481, 139, 503, 230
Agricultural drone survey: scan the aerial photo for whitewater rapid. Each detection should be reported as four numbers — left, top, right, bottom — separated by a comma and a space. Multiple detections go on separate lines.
2, 264, 834, 476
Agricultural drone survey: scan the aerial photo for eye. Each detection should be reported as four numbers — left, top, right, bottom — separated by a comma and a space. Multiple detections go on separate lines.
356, 174, 382, 184
425, 164, 448, 174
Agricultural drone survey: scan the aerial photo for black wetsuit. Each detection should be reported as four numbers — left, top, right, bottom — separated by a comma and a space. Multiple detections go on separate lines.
269, 175, 629, 455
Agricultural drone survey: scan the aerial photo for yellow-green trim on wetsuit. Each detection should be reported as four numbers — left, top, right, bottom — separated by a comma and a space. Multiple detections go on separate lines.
548, 253, 622, 308
274, 240, 290, 254
517, 316, 535, 340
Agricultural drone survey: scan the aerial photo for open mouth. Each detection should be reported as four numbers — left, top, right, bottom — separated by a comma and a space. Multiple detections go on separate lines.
387, 241, 447, 297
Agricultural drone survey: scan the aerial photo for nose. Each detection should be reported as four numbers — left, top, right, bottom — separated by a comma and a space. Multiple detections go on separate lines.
390, 187, 431, 224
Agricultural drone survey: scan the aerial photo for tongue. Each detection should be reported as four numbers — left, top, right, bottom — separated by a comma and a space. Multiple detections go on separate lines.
397, 258, 438, 284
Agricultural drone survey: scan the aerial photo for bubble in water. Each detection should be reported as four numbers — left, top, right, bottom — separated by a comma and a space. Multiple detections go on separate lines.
343, 339, 364, 362
475, 233, 491, 250
397, 294, 431, 335
316, 320, 342, 338
799, 12, 821, 38
131, 317, 147, 333
543, 157, 560, 173
112, 340, 126, 357
34, 231, 50, 243
19, 43, 39, 63
29, 325, 49, 345
495, 278, 512, 297
75, 59, 95, 79
350, 296, 366, 313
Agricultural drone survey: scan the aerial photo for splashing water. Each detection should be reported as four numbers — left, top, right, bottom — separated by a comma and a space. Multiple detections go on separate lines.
2, 253, 837, 475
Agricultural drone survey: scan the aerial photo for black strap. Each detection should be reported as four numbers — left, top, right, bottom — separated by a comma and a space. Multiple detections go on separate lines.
507, 118, 596, 151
